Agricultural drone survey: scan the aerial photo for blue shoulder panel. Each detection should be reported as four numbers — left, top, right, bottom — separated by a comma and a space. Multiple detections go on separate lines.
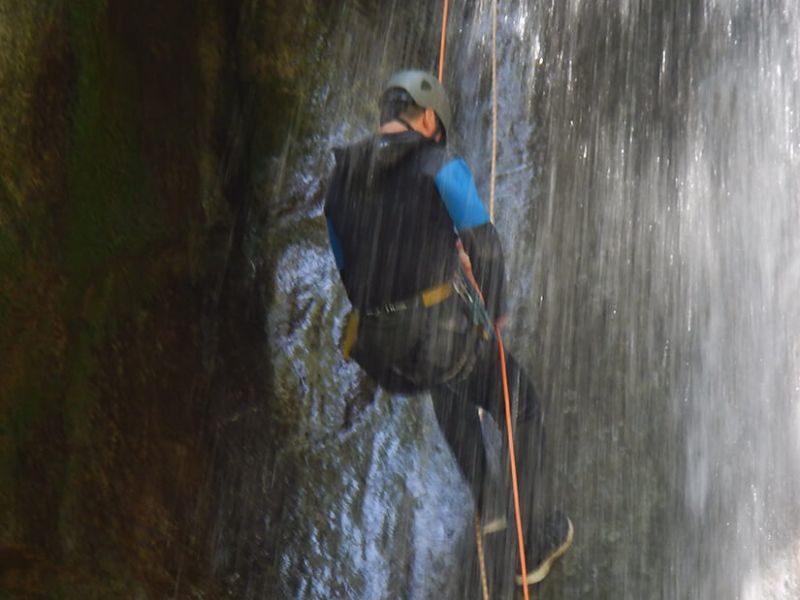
326, 217, 345, 270
434, 158, 490, 231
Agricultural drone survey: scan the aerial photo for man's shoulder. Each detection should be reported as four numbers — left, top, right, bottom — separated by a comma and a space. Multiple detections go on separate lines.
417, 140, 457, 177
332, 134, 377, 161
329, 133, 470, 180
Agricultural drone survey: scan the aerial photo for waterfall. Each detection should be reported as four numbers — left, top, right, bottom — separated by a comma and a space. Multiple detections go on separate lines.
489, 1, 800, 597
272, 1, 800, 597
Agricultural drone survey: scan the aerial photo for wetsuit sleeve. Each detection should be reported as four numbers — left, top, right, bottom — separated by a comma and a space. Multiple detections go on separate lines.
326, 217, 345, 271
435, 158, 507, 320
458, 224, 506, 320
323, 149, 347, 273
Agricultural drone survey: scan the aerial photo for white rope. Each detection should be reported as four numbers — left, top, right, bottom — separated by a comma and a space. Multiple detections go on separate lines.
475, 513, 491, 600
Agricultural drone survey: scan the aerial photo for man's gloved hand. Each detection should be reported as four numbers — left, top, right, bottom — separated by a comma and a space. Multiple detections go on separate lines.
494, 313, 509, 331
456, 238, 508, 331
456, 238, 472, 272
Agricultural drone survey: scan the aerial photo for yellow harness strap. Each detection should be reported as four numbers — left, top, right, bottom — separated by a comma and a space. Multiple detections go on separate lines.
421, 280, 454, 307
341, 310, 360, 361
340, 281, 454, 361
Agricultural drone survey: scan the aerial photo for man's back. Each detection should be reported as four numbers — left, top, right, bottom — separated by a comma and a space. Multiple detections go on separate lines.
324, 130, 460, 310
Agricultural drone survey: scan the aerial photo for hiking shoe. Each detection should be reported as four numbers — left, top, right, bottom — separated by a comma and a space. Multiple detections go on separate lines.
516, 512, 574, 586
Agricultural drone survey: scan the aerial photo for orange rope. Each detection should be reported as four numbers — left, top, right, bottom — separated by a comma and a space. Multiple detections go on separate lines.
497, 326, 531, 600
459, 259, 532, 600
438, 0, 449, 81
488, 1, 530, 595
440, 1, 531, 597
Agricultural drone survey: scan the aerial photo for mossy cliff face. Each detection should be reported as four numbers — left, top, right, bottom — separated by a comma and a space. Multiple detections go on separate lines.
0, 1, 336, 597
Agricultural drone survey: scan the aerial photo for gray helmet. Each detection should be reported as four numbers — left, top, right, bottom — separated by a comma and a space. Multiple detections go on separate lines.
384, 69, 452, 135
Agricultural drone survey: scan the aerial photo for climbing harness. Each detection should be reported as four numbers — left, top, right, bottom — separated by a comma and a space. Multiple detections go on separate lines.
340, 269, 493, 362
340, 279, 455, 360
364, 280, 455, 317
452, 269, 495, 340
439, 1, 532, 599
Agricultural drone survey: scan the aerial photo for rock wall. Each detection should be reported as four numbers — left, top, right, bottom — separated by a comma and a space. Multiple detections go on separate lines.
0, 1, 336, 597
1, 1, 462, 597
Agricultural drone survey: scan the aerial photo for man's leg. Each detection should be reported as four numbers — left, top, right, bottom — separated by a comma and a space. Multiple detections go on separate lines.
429, 381, 488, 505
472, 350, 547, 594
430, 346, 543, 500
432, 345, 570, 591
428, 345, 533, 589
487, 352, 572, 589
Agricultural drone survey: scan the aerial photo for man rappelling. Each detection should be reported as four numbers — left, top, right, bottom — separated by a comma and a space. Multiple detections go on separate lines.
324, 69, 572, 594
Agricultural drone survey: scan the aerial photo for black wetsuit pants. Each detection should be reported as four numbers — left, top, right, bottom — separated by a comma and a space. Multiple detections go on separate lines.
349, 291, 547, 592
431, 343, 544, 515
348, 290, 545, 513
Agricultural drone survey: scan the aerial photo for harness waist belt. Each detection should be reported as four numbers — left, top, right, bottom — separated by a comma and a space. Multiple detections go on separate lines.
341, 280, 455, 361
362, 280, 455, 317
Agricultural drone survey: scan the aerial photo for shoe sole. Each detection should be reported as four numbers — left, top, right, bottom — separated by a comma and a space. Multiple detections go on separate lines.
515, 517, 574, 586
482, 516, 508, 535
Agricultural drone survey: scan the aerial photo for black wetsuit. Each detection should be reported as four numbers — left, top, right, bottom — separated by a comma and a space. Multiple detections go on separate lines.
325, 130, 505, 318
324, 130, 543, 508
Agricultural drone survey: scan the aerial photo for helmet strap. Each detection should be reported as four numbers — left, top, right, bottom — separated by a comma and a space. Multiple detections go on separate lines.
393, 115, 445, 145
396, 116, 416, 132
